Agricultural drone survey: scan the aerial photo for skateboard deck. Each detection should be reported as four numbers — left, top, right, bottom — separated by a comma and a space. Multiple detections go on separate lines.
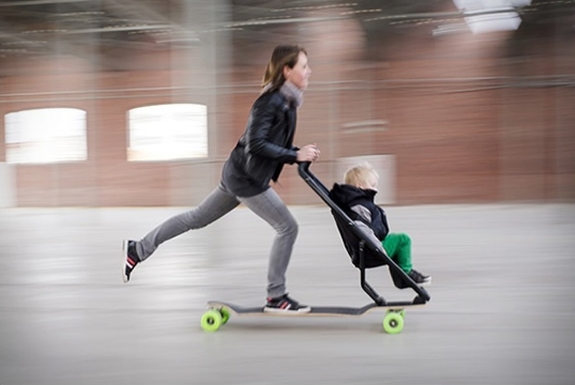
207, 301, 406, 316
201, 300, 422, 334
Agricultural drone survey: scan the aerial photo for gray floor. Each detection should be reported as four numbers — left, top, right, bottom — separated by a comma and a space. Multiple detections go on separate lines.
1, 204, 574, 385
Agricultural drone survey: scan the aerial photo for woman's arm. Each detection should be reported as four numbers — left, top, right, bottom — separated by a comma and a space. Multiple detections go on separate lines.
246, 96, 319, 164
245, 97, 297, 163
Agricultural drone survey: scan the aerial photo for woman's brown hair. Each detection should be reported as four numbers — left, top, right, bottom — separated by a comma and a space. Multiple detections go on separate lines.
261, 44, 307, 92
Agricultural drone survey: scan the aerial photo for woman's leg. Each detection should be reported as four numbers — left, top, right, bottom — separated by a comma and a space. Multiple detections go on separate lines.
136, 184, 240, 260
381, 233, 413, 273
239, 188, 298, 298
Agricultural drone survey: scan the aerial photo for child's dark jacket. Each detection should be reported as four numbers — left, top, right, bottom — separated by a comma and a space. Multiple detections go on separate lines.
329, 183, 390, 241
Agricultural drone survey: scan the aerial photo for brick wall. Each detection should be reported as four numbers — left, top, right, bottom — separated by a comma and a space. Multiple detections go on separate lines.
0, 21, 573, 206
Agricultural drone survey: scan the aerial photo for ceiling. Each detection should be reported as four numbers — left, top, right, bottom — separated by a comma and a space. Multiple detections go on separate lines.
0, 0, 573, 73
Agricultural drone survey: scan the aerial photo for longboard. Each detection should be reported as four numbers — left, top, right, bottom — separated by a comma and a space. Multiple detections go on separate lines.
201, 300, 422, 334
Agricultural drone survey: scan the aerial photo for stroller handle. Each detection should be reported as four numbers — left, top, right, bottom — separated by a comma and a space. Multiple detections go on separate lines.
297, 161, 311, 174
297, 161, 329, 203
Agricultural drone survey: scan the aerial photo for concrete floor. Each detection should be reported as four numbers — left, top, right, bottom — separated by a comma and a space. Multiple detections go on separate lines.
1, 204, 574, 385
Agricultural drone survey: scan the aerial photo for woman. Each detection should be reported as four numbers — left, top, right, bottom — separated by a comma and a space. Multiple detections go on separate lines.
122, 45, 319, 313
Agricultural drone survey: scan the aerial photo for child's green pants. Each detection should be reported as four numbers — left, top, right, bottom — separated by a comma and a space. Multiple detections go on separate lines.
381, 233, 412, 273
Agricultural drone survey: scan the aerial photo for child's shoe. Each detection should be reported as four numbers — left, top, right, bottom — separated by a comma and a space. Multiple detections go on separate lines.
122, 239, 140, 283
264, 294, 311, 313
408, 269, 431, 286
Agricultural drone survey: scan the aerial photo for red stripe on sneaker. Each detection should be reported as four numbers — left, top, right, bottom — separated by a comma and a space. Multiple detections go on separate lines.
127, 257, 137, 267
280, 302, 289, 309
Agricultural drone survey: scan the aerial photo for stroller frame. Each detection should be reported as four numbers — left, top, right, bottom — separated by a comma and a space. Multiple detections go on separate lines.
297, 162, 431, 307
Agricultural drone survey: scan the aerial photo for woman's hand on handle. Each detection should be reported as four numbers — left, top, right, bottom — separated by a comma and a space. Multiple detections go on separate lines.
296, 144, 320, 163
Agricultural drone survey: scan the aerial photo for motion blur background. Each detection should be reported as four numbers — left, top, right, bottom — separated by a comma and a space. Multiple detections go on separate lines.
1, 2, 575, 385
1, 0, 573, 208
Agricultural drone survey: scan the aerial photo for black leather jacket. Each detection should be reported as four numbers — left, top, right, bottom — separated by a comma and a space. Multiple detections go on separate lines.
223, 90, 299, 197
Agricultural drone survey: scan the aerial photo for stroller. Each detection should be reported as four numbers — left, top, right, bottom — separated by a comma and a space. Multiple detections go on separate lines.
201, 163, 431, 334
297, 162, 431, 308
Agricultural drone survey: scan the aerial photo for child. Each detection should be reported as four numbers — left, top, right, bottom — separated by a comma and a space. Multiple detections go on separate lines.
329, 162, 431, 286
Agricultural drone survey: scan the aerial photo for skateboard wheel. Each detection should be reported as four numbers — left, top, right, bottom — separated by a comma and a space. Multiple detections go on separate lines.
201, 309, 223, 332
219, 308, 231, 324
383, 311, 404, 334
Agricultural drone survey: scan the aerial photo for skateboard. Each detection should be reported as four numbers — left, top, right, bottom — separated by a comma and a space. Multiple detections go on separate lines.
201, 300, 419, 334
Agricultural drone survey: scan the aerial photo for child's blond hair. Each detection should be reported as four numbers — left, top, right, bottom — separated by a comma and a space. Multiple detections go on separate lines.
344, 162, 379, 188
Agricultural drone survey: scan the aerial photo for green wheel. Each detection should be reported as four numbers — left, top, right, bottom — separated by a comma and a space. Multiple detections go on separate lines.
219, 308, 231, 324
383, 311, 404, 334
201, 309, 223, 332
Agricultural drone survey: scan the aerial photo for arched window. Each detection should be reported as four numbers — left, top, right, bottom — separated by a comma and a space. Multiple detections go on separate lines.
127, 103, 208, 161
5, 108, 87, 164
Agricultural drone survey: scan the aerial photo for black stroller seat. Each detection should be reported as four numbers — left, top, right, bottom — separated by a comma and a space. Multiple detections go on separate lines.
330, 209, 388, 269
298, 162, 431, 306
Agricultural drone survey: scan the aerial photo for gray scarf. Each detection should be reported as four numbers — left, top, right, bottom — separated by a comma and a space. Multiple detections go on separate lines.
261, 80, 303, 108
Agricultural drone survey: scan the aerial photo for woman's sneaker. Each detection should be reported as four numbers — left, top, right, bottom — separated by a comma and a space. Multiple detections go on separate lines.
122, 240, 140, 283
408, 269, 431, 286
264, 294, 311, 313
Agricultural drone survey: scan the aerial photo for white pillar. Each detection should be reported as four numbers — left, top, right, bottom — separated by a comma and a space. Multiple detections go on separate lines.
0, 163, 16, 207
